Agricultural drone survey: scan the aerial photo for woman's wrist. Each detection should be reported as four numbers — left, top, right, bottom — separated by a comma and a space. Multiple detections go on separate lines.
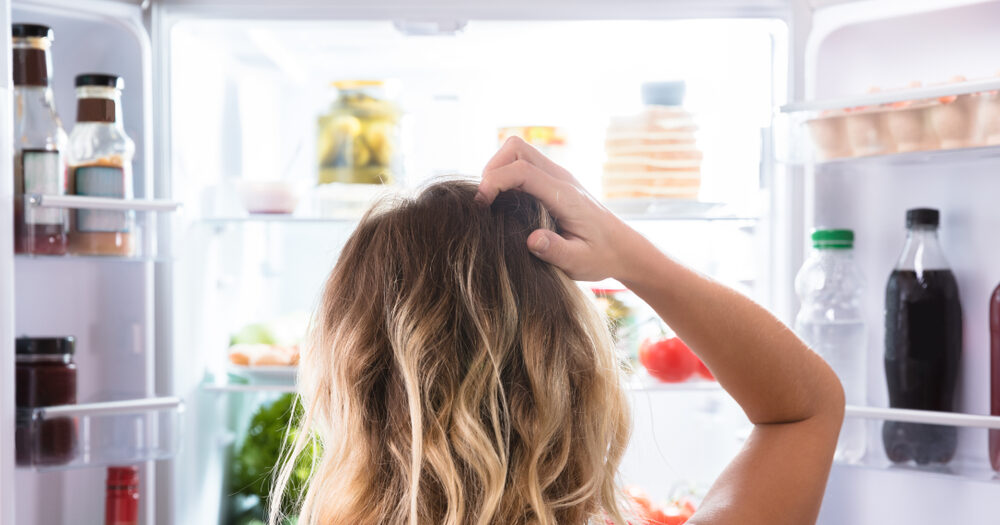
608, 223, 671, 289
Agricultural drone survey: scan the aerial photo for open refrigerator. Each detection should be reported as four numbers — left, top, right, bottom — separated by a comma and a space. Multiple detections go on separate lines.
1, 0, 999, 523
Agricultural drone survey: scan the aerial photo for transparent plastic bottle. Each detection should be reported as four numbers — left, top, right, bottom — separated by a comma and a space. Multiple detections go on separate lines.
67, 73, 136, 256
12, 23, 69, 255
795, 229, 867, 463
883, 208, 961, 465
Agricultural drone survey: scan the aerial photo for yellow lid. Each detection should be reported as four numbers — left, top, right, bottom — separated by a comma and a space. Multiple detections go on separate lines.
331, 80, 384, 90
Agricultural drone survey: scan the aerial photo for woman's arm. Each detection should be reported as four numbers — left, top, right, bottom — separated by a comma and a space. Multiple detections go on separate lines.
477, 137, 845, 525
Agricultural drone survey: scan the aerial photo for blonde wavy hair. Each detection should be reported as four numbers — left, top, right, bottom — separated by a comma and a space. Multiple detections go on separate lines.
270, 179, 632, 525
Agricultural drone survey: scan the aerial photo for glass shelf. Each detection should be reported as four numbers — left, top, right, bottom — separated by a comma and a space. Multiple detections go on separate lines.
16, 397, 184, 471
203, 383, 297, 394
625, 377, 723, 393
14, 253, 171, 263
199, 215, 358, 225
809, 144, 1000, 169
831, 405, 1000, 484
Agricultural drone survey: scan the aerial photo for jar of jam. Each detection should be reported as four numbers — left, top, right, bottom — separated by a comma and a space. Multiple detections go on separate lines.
15, 336, 77, 466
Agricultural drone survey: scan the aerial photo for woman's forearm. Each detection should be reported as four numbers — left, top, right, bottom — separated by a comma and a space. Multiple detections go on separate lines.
614, 228, 844, 425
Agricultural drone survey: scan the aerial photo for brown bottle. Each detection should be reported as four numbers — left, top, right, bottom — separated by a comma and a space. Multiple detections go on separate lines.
12, 23, 69, 255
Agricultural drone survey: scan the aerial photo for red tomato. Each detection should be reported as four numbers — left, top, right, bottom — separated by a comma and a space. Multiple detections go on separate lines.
624, 486, 654, 516
694, 357, 714, 381
639, 337, 697, 383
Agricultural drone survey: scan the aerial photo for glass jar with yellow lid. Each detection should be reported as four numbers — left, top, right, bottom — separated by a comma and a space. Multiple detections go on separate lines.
317, 80, 401, 185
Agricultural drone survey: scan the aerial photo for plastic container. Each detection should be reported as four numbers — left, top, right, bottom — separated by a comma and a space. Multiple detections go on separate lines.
317, 80, 401, 185
236, 180, 302, 214
784, 76, 1000, 162
883, 208, 962, 466
12, 23, 69, 255
67, 73, 137, 256
794, 229, 867, 463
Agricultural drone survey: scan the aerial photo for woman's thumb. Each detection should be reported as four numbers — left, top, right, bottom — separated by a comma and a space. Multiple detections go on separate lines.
527, 230, 573, 268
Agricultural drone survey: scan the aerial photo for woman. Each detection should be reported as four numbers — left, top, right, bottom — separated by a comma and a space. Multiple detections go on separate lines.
272, 137, 845, 525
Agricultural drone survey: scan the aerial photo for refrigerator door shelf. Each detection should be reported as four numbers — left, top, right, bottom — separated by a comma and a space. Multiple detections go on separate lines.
27, 194, 182, 213
16, 397, 184, 472
834, 413, 1000, 485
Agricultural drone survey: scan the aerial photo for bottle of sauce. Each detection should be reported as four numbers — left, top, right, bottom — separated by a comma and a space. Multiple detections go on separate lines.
14, 336, 77, 466
883, 208, 962, 465
105, 465, 139, 525
68, 73, 136, 257
990, 282, 1000, 471
12, 23, 69, 255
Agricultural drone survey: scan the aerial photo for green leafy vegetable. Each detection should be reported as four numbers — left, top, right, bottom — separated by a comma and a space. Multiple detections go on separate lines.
230, 394, 315, 521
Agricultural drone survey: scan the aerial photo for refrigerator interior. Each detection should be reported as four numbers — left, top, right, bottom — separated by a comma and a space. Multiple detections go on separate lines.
798, 1, 1000, 523
165, 17, 787, 523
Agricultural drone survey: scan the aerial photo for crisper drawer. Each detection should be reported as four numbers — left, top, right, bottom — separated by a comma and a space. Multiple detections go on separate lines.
15, 397, 184, 471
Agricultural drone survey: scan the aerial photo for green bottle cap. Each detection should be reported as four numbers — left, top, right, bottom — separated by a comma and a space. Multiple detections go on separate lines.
811, 229, 854, 249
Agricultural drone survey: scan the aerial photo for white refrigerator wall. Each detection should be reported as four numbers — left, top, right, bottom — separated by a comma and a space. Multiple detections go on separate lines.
806, 2, 1000, 523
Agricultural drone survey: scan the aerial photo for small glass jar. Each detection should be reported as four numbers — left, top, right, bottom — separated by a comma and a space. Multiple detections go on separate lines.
68, 73, 136, 256
12, 23, 69, 255
317, 80, 401, 185
15, 336, 78, 466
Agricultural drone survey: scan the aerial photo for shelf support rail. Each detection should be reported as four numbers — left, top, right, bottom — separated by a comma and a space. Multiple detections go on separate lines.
845, 405, 1000, 430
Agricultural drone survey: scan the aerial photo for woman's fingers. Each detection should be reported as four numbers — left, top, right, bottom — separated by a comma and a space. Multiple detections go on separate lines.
482, 136, 577, 183
476, 159, 581, 218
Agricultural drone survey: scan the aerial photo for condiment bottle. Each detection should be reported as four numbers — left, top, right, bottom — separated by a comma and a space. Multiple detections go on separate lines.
105, 466, 139, 525
14, 336, 77, 466
12, 23, 69, 255
68, 73, 136, 257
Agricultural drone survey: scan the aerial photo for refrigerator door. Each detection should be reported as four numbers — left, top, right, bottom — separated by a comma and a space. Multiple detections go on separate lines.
791, 0, 1000, 523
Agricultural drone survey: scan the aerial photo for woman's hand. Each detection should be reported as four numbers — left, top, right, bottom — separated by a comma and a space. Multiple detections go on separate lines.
476, 136, 644, 282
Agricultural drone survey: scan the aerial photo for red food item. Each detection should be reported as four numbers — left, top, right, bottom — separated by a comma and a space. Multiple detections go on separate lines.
639, 337, 698, 383
625, 485, 655, 516
694, 357, 714, 381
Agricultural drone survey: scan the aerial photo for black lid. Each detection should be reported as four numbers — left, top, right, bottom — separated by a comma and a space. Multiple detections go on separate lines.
75, 73, 124, 89
906, 208, 940, 228
641, 81, 686, 106
16, 336, 75, 355
12, 24, 53, 40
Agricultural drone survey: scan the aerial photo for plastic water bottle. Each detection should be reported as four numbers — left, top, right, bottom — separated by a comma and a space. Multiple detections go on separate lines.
794, 229, 867, 463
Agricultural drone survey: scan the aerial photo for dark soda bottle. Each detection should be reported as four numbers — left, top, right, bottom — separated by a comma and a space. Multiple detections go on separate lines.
883, 208, 962, 466
990, 283, 1000, 472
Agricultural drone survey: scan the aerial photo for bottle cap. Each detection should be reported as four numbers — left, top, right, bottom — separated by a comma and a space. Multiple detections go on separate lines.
15, 336, 75, 356
906, 208, 939, 228
107, 466, 139, 487
12, 24, 53, 40
811, 229, 853, 249
641, 81, 686, 106
75, 73, 124, 90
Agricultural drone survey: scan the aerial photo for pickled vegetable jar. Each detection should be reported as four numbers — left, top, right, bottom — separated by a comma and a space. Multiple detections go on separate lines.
317, 80, 400, 185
